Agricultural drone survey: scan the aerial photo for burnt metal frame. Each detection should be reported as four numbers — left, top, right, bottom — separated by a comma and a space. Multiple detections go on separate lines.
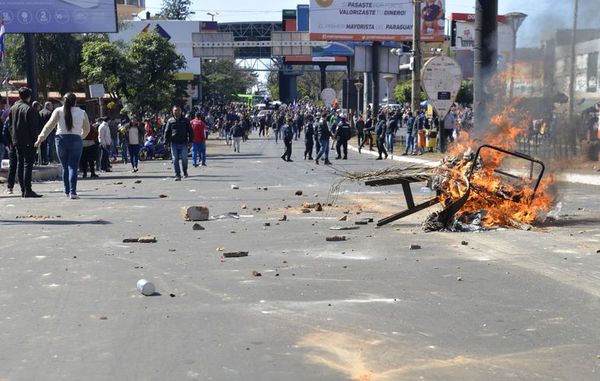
365, 144, 546, 227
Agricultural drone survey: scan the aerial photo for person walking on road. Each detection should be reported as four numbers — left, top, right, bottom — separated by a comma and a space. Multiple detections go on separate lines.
303, 116, 315, 160
98, 117, 112, 172
281, 119, 294, 162
35, 92, 90, 199
334, 115, 351, 160
126, 117, 144, 173
191, 112, 207, 166
315, 113, 332, 165
232, 120, 244, 153
164, 105, 193, 181
375, 114, 388, 160
9, 87, 42, 198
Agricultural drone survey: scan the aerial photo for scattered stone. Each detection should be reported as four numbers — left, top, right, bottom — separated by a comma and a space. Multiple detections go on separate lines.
461, 241, 469, 246
134, 180, 142, 184
263, 187, 268, 191
343, 210, 350, 214
168, 249, 176, 252
330, 226, 360, 231
192, 223, 205, 231
123, 236, 157, 243
169, 293, 176, 298
457, 277, 463, 281
159, 194, 168, 198
279, 215, 288, 222
315, 203, 323, 212
252, 270, 262, 277
313, 193, 318, 197
302, 209, 311, 214
113, 182, 123, 185
326, 236, 347, 242
596, 249, 600, 254
355, 220, 369, 225
302, 202, 317, 209
339, 215, 348, 221
409, 244, 421, 250
295, 190, 303, 196
231, 184, 239, 190
264, 222, 271, 227
99, 316, 108, 320
181, 206, 210, 221
216, 247, 225, 251
223, 251, 249, 258
367, 218, 374, 223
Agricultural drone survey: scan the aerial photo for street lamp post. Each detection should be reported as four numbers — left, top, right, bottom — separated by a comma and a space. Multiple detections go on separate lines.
383, 74, 396, 107
505, 12, 528, 101
207, 11, 220, 21
354, 81, 364, 116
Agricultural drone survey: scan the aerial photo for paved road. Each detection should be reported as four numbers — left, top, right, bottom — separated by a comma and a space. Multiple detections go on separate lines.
1, 136, 599, 380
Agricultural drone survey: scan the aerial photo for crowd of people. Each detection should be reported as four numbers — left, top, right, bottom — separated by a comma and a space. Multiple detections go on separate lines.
1, 87, 479, 199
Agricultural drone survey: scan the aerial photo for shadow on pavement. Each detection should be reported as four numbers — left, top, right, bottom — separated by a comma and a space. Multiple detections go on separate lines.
0, 219, 111, 225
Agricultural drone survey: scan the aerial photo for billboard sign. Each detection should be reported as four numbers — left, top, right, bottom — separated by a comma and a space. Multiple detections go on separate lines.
309, 0, 445, 42
0, 0, 117, 33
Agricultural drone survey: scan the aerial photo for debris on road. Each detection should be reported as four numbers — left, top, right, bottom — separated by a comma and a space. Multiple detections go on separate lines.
264, 222, 271, 227
315, 203, 323, 212
339, 215, 348, 221
192, 223, 205, 231
137, 279, 156, 296
134, 180, 142, 184
461, 241, 469, 246
123, 236, 157, 243
15, 215, 60, 220
212, 212, 240, 220
326, 236, 347, 242
302, 209, 311, 214
159, 194, 168, 198
279, 215, 288, 222
241, 204, 248, 209
409, 244, 421, 250
252, 270, 262, 277
355, 220, 369, 225
223, 251, 249, 258
182, 206, 210, 221
295, 190, 303, 196
457, 277, 463, 281
231, 184, 239, 190
329, 226, 360, 231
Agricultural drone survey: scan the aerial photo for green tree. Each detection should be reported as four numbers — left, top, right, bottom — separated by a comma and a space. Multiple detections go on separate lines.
201, 59, 257, 102
7, 34, 83, 99
160, 0, 192, 20
455, 80, 473, 105
297, 71, 346, 100
393, 80, 426, 105
266, 70, 279, 100
124, 31, 186, 117
81, 40, 130, 99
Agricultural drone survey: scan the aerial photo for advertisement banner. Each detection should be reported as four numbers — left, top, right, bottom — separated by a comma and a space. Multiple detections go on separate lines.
309, 0, 446, 42
0, 0, 117, 33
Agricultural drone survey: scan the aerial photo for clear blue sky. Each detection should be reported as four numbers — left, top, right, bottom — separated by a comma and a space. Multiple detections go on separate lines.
142, 0, 593, 47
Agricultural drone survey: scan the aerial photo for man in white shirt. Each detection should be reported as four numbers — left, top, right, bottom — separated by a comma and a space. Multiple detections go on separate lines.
98, 117, 112, 172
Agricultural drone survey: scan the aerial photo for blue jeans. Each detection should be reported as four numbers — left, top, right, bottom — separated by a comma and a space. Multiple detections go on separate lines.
171, 143, 188, 177
191, 142, 206, 165
386, 132, 394, 153
128, 144, 140, 169
55, 135, 83, 195
404, 133, 414, 154
316, 137, 330, 161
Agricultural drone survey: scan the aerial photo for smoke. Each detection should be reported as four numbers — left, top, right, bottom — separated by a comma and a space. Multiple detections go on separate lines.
508, 0, 600, 47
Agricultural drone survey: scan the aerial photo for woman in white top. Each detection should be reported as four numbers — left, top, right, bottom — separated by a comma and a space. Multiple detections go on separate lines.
34, 93, 90, 199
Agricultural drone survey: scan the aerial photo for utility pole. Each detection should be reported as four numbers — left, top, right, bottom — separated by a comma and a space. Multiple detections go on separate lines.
567, 0, 579, 124
411, 0, 422, 114
372, 42, 380, 116
473, 0, 498, 128
24, 34, 38, 100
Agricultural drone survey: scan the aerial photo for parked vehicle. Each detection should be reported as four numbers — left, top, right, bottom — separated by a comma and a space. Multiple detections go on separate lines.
139, 136, 171, 161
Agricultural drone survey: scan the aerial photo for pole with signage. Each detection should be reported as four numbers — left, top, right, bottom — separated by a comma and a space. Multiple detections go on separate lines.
421, 56, 462, 153
412, 0, 422, 116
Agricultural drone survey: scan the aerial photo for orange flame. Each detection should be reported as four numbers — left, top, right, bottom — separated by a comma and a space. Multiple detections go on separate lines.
437, 107, 555, 228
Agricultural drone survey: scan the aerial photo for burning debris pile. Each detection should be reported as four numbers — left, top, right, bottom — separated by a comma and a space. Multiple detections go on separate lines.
337, 107, 557, 232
